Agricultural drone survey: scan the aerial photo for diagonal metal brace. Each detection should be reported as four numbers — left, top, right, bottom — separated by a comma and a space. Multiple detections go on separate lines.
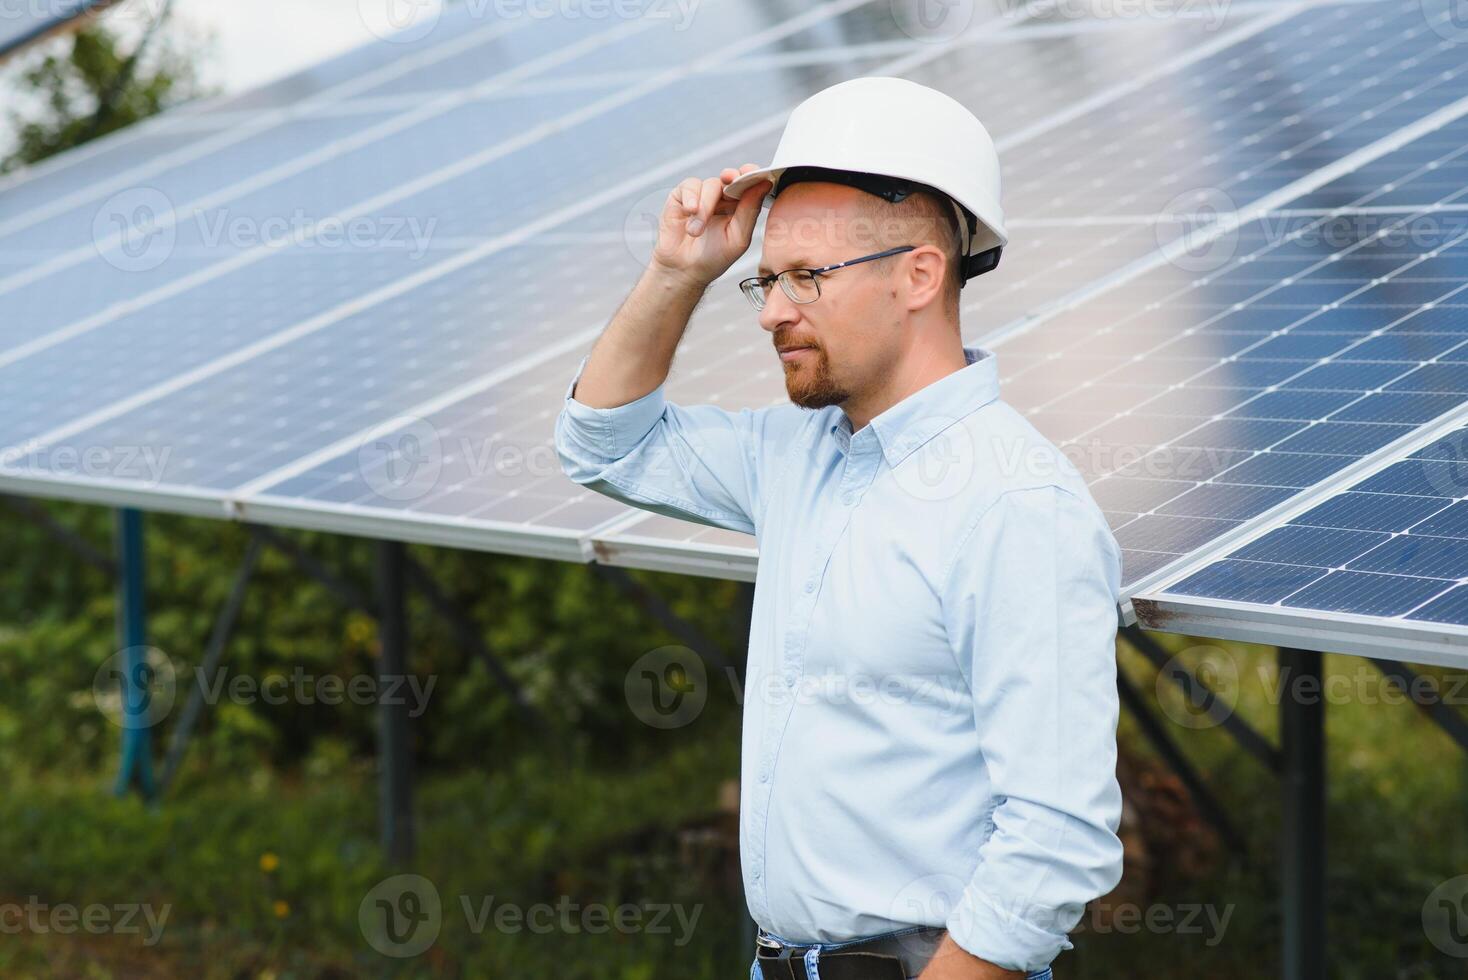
1371, 659, 1468, 754
1116, 666, 1247, 857
158, 531, 266, 794
591, 565, 734, 674
0, 493, 115, 574
403, 555, 547, 732
250, 524, 374, 614
1120, 625, 1280, 772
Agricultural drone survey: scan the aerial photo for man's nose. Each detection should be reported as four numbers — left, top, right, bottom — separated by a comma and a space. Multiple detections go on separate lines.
758, 287, 800, 333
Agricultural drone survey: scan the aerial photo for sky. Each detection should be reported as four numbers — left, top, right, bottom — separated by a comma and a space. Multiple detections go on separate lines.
168, 0, 443, 94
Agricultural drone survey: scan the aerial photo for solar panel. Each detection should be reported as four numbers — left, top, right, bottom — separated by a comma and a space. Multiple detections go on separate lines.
0, 0, 1258, 501
1134, 411, 1468, 662
4, 0, 1468, 613
592, 0, 1468, 577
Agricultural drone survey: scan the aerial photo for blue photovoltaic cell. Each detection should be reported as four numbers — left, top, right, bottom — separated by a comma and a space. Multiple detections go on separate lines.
1348, 535, 1468, 577
1292, 491, 1451, 533
1157, 483, 1299, 520
1224, 390, 1361, 421
1280, 570, 1449, 616
1273, 422, 1419, 455
1352, 458, 1468, 495
1412, 586, 1468, 623
1415, 502, 1468, 538
1330, 392, 1464, 424
1115, 515, 1241, 554
1207, 452, 1356, 488
1162, 559, 1327, 604
1163, 422, 1468, 625
1231, 525, 1392, 566
1385, 362, 1468, 392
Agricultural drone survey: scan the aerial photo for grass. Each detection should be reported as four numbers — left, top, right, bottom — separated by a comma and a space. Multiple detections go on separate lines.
1, 633, 1466, 977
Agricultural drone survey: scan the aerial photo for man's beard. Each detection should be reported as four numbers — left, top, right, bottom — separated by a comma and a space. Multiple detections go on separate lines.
783, 346, 848, 409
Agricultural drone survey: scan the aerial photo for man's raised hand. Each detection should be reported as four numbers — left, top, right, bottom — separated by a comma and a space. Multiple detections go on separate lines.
649, 164, 771, 287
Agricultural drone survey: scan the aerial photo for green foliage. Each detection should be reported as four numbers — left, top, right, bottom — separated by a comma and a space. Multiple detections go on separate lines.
0, 739, 742, 978
5, 503, 1468, 976
0, 501, 749, 781
3, 19, 208, 172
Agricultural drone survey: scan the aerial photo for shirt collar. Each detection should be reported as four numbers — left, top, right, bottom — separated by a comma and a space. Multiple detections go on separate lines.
828, 345, 1001, 466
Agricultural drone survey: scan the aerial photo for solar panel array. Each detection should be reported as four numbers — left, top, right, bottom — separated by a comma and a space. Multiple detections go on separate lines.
1135, 387, 1468, 661
3, 0, 1468, 653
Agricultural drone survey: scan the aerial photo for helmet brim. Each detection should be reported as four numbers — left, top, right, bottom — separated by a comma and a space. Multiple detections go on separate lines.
722, 167, 782, 203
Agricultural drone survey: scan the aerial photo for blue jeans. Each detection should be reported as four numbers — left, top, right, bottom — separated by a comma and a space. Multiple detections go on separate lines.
749, 925, 1054, 979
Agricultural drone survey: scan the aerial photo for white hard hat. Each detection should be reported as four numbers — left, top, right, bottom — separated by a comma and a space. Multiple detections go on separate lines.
723, 75, 1007, 284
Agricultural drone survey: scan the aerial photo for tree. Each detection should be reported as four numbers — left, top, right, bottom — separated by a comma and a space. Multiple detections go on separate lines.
3, 11, 208, 172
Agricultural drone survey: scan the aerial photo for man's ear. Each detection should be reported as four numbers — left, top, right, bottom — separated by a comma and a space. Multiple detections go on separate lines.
904, 245, 948, 312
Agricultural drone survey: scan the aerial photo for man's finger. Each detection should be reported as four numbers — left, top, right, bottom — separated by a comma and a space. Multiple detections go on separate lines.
676, 176, 702, 215
686, 175, 724, 237
728, 176, 771, 240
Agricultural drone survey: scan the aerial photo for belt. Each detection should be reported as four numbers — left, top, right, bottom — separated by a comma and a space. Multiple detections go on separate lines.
754, 926, 946, 980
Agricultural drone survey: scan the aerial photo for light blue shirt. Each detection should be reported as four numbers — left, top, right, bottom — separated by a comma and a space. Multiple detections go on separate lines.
554, 344, 1124, 973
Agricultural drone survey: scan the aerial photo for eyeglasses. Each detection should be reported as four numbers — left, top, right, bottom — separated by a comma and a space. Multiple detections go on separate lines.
738, 245, 916, 312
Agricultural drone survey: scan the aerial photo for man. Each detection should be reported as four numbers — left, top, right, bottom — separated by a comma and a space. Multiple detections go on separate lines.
554, 77, 1124, 980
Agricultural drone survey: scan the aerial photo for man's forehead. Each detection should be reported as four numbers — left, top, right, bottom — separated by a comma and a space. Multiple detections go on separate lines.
757, 251, 818, 276
758, 185, 879, 274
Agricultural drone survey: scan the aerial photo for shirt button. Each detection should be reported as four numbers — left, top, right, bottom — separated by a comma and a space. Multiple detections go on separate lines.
760, 771, 769, 783
804, 580, 814, 593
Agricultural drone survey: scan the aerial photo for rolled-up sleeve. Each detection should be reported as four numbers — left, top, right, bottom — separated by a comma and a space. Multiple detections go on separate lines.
938, 484, 1125, 973
554, 353, 800, 535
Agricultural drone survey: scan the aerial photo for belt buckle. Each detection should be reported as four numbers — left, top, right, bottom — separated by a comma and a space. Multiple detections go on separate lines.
756, 932, 802, 961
